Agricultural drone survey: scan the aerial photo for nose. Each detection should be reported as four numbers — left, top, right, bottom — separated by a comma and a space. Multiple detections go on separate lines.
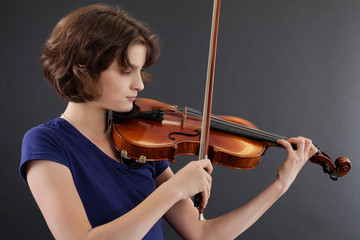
132, 71, 144, 92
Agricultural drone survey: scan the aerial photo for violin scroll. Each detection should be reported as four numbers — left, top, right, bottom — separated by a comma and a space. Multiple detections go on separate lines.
335, 157, 352, 177
309, 150, 351, 180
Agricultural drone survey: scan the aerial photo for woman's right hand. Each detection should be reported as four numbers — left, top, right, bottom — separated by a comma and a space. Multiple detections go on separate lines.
165, 159, 213, 209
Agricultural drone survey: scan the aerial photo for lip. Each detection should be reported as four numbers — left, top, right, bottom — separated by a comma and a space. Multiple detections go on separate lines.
126, 96, 137, 102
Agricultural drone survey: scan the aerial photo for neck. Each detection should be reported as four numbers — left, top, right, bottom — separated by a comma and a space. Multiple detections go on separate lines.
61, 102, 110, 141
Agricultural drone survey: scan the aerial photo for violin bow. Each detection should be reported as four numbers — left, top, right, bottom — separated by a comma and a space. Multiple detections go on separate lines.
194, 0, 221, 221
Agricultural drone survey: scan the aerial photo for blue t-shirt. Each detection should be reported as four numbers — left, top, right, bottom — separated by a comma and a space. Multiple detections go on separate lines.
20, 118, 170, 239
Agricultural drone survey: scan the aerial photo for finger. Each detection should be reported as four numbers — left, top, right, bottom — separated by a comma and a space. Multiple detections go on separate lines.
201, 181, 211, 209
303, 138, 312, 154
287, 137, 305, 153
198, 169, 212, 207
303, 139, 318, 158
307, 139, 318, 156
310, 144, 318, 156
201, 193, 208, 209
202, 170, 212, 195
200, 158, 213, 174
206, 172, 212, 198
295, 137, 306, 153
277, 139, 293, 152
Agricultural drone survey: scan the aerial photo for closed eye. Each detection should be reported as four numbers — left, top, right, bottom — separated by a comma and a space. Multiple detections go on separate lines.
121, 69, 132, 75
121, 67, 144, 75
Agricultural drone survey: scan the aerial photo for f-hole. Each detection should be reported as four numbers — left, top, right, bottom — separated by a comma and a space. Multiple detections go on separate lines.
168, 130, 200, 141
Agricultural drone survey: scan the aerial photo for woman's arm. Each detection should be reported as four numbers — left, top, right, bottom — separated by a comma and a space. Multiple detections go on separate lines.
26, 158, 212, 240
161, 137, 317, 240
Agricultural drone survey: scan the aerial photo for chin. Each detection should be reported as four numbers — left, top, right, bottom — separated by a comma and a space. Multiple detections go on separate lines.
113, 103, 134, 113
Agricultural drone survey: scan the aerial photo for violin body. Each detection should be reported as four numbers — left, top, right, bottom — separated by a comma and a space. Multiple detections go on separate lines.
111, 98, 351, 180
112, 98, 267, 169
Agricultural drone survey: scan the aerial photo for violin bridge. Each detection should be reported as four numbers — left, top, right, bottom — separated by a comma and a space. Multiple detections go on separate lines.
181, 106, 187, 127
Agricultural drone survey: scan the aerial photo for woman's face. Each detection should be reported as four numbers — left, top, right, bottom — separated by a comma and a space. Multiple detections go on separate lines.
96, 43, 146, 112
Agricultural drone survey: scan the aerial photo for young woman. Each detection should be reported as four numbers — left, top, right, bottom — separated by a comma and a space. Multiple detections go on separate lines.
20, 4, 317, 239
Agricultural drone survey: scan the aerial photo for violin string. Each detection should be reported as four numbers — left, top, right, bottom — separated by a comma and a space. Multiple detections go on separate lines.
162, 107, 273, 140
210, 118, 280, 143
210, 114, 286, 141
162, 107, 286, 143
209, 115, 283, 143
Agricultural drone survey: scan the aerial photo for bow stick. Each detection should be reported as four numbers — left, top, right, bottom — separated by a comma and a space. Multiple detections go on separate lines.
194, 0, 221, 221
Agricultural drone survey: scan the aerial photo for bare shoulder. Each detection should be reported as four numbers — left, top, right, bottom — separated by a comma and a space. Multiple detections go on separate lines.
26, 160, 70, 183
26, 160, 91, 238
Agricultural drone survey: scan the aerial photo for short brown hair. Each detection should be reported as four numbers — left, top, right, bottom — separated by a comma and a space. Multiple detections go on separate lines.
41, 4, 160, 102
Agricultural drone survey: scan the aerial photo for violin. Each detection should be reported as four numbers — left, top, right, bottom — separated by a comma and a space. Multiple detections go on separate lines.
111, 98, 351, 181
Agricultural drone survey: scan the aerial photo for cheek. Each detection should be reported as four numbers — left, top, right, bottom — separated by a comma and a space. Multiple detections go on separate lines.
102, 86, 125, 103
101, 77, 125, 96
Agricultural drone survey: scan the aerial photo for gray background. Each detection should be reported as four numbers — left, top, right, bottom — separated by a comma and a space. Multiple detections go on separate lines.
1, 0, 359, 239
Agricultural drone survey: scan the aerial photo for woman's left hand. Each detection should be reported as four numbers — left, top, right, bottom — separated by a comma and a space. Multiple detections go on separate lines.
276, 137, 318, 191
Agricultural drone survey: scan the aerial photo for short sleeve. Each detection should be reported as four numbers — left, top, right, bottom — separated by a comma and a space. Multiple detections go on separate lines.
154, 160, 170, 179
19, 126, 70, 183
